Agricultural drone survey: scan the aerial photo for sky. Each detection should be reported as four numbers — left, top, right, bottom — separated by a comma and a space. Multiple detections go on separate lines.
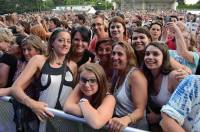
185, 0, 199, 4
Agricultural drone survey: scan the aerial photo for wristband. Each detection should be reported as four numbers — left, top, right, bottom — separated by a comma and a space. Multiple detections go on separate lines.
79, 98, 89, 103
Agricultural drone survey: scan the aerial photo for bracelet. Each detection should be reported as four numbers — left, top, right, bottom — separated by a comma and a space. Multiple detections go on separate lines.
79, 98, 89, 103
127, 113, 136, 124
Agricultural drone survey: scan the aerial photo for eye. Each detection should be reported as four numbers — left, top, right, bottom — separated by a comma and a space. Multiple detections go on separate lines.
145, 51, 150, 56
89, 78, 97, 84
152, 51, 159, 56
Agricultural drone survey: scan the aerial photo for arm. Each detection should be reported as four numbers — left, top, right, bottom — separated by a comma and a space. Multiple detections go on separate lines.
170, 57, 192, 74
80, 95, 116, 129
10, 55, 53, 121
128, 70, 148, 122
160, 113, 185, 132
167, 22, 194, 63
0, 87, 11, 96
63, 84, 83, 116
67, 60, 78, 81
109, 70, 148, 131
0, 63, 9, 87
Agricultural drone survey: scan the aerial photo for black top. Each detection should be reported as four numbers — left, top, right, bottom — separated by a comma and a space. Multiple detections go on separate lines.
77, 49, 95, 67
0, 53, 17, 87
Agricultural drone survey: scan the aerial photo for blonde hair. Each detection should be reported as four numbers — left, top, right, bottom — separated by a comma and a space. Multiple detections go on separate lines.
22, 35, 46, 55
0, 28, 13, 43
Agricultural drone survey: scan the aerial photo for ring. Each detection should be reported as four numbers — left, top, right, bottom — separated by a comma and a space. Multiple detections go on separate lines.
42, 112, 47, 116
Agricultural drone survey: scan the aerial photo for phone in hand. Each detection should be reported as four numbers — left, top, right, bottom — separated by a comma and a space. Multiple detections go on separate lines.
164, 16, 172, 24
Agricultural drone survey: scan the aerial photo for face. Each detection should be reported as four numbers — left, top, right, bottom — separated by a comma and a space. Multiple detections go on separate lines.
109, 22, 125, 41
111, 44, 128, 70
79, 70, 98, 97
49, 20, 56, 31
22, 44, 40, 61
132, 32, 150, 52
171, 17, 177, 23
144, 45, 163, 70
150, 24, 162, 40
0, 41, 10, 52
178, 16, 185, 22
92, 17, 105, 35
97, 43, 112, 63
8, 42, 21, 56
72, 32, 88, 54
52, 32, 71, 56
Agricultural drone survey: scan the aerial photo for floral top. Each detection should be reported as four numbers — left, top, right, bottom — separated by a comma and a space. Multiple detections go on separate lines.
161, 75, 200, 132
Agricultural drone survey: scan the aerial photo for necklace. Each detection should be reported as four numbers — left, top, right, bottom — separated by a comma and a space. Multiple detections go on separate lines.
56, 62, 63, 65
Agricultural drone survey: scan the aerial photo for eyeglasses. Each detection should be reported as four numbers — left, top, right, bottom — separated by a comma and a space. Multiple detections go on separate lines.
79, 76, 97, 86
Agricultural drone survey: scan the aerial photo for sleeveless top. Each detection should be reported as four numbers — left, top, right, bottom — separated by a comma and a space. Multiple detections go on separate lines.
36, 61, 74, 109
151, 75, 171, 107
114, 68, 149, 130
37, 61, 74, 132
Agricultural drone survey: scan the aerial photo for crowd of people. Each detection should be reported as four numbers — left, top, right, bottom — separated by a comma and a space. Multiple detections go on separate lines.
0, 8, 200, 132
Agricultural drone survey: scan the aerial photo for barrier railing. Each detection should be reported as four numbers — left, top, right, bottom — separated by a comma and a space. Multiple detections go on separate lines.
0, 96, 148, 132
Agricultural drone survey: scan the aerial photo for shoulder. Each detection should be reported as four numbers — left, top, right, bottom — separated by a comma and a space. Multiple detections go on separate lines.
27, 55, 46, 68
129, 68, 146, 80
102, 94, 116, 104
67, 60, 77, 74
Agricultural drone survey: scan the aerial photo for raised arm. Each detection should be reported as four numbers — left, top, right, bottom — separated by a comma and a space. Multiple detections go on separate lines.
167, 22, 194, 63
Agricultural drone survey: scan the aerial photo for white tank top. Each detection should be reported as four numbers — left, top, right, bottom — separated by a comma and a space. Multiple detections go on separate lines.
151, 75, 172, 107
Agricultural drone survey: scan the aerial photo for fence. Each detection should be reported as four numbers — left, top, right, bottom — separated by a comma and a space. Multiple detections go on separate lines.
0, 96, 148, 132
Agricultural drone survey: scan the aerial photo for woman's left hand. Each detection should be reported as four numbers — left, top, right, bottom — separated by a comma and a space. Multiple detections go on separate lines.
108, 116, 130, 132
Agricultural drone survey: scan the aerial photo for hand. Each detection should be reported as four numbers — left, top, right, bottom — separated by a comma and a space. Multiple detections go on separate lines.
147, 112, 161, 124
108, 116, 130, 132
30, 100, 54, 122
165, 22, 181, 34
175, 68, 189, 82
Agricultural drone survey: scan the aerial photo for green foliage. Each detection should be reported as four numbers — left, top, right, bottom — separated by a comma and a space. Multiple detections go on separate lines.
0, 0, 54, 14
177, 3, 200, 9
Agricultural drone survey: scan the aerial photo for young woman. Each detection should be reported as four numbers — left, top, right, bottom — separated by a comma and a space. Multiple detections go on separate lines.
149, 21, 162, 42
108, 16, 128, 42
3, 29, 77, 132
64, 63, 115, 129
143, 41, 182, 131
95, 38, 113, 83
69, 26, 95, 67
109, 41, 148, 131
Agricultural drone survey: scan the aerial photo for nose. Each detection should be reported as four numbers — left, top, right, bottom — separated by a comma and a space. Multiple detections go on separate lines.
23, 49, 29, 55
102, 49, 107, 55
112, 53, 118, 60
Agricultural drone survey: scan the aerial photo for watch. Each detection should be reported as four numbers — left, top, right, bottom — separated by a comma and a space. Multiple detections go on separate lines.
79, 98, 89, 103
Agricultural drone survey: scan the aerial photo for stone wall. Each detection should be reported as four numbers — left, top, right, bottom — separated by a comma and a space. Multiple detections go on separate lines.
121, 0, 176, 10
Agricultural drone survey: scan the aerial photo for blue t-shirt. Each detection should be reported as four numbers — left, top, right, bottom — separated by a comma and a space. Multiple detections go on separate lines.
169, 50, 199, 73
161, 75, 200, 132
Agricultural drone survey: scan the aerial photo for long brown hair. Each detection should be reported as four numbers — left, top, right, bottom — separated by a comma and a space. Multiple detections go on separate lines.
46, 29, 71, 63
78, 63, 109, 108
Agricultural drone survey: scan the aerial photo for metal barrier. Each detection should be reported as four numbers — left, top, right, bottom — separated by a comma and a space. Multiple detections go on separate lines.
0, 96, 148, 132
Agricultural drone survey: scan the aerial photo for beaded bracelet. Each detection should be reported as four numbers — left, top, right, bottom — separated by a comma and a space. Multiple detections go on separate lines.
127, 113, 137, 124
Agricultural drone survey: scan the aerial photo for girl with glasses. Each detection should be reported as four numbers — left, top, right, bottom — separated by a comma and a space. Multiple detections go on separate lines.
64, 63, 115, 129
